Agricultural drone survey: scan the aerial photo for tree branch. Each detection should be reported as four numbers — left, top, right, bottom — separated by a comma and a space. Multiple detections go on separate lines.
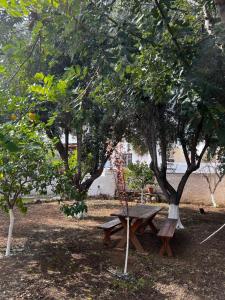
154, 0, 189, 67
197, 140, 209, 168
180, 138, 191, 167
7, 34, 40, 86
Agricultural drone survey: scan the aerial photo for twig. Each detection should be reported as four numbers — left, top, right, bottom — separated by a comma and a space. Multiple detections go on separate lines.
74, 66, 99, 105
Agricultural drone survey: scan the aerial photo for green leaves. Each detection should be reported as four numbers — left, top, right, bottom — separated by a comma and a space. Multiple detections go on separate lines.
0, 133, 19, 152
61, 200, 87, 218
0, 123, 54, 213
30, 73, 69, 101
125, 162, 154, 191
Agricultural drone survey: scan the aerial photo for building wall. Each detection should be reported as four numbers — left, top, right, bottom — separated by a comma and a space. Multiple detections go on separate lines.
28, 169, 225, 206
87, 170, 225, 206
167, 173, 225, 206
88, 169, 116, 197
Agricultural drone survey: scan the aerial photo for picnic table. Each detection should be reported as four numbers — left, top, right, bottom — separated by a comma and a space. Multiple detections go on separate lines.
111, 205, 162, 253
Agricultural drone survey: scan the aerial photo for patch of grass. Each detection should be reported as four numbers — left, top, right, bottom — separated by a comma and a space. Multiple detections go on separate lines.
112, 275, 152, 293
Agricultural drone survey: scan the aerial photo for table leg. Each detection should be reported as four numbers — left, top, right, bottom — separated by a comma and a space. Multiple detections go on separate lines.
148, 220, 158, 234
115, 217, 146, 253
130, 219, 146, 253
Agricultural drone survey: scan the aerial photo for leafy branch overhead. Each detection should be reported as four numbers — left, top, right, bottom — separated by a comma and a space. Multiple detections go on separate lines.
1, 0, 225, 222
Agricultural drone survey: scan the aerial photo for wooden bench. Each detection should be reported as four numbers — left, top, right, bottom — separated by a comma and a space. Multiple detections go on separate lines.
157, 218, 178, 257
98, 218, 123, 245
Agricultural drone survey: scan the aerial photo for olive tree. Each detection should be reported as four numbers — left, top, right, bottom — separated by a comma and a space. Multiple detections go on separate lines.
105, 0, 225, 228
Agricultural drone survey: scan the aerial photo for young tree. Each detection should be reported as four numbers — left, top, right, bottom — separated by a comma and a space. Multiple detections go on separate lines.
0, 123, 53, 256
201, 164, 224, 208
200, 149, 225, 207
125, 162, 154, 203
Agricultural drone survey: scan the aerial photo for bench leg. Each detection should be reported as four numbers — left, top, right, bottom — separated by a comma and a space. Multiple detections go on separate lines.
159, 237, 173, 257
103, 229, 112, 246
102, 227, 123, 246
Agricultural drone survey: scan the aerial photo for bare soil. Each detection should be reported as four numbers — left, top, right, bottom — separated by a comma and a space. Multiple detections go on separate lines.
0, 200, 225, 300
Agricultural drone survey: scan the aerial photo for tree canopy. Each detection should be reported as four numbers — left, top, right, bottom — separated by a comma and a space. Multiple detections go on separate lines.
1, 0, 225, 218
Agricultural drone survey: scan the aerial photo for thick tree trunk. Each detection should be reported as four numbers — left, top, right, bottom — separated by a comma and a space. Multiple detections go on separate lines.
5, 209, 14, 257
168, 204, 184, 229
167, 169, 196, 229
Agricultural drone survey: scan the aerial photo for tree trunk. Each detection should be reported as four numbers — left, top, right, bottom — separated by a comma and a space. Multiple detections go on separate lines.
215, 0, 225, 23
5, 209, 15, 257
76, 131, 82, 181
210, 193, 217, 207
64, 127, 69, 170
143, 104, 209, 229
168, 204, 184, 229
167, 167, 198, 229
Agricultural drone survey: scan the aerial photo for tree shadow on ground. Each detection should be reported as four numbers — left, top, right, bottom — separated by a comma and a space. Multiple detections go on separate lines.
0, 223, 167, 299
0, 202, 225, 299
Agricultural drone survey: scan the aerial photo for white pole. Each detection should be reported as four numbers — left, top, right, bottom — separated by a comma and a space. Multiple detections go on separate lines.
124, 217, 129, 275
5, 209, 15, 257
200, 223, 225, 244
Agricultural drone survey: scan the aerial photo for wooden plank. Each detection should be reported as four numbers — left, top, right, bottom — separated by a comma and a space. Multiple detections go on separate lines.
140, 207, 162, 219
111, 205, 162, 219
97, 218, 121, 229
158, 218, 177, 238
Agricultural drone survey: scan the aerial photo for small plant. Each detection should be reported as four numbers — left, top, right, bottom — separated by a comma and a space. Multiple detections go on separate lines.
60, 198, 88, 219
54, 172, 88, 218
124, 162, 154, 203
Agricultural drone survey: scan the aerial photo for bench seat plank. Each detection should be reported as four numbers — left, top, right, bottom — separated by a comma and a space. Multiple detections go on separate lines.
97, 218, 121, 229
158, 218, 177, 238
98, 218, 122, 246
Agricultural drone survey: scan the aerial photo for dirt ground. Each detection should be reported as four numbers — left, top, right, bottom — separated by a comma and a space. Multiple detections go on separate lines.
0, 200, 225, 300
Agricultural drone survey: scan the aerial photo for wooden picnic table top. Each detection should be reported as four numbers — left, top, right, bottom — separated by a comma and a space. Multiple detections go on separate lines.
111, 205, 162, 219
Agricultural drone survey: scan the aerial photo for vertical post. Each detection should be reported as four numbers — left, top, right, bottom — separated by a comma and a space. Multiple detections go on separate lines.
124, 216, 129, 275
